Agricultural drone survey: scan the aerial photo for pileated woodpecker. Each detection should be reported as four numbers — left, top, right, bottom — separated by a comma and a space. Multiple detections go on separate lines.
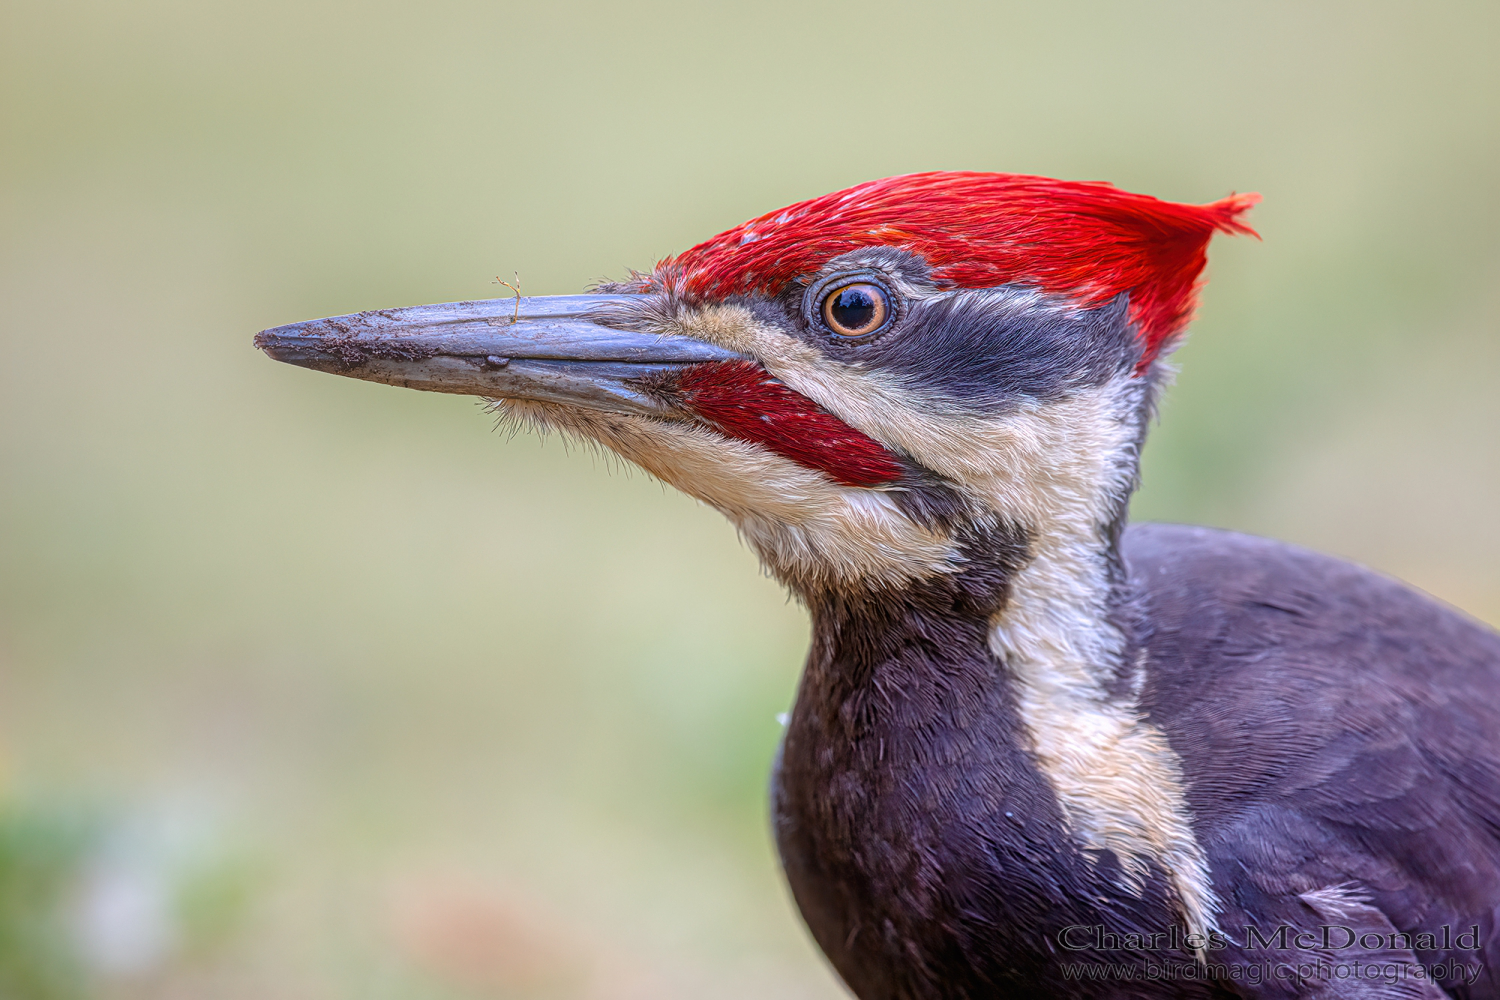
256, 173, 1500, 999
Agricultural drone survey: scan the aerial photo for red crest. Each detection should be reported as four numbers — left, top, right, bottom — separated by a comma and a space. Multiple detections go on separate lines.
659, 172, 1258, 365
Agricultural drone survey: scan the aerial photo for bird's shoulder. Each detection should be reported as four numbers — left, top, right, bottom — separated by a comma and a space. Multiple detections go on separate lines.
1123, 522, 1500, 992
1122, 520, 1500, 816
1122, 520, 1500, 714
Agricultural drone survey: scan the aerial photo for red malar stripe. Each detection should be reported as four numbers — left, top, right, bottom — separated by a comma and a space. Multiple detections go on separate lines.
675, 361, 903, 489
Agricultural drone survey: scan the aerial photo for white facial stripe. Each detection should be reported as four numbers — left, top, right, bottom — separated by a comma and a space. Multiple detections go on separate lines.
668, 305, 1127, 521
494, 399, 962, 590
992, 541, 1222, 949
983, 379, 1220, 947
665, 304, 1219, 942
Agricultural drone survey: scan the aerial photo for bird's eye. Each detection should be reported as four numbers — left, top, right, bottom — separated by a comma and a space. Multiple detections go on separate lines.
821, 283, 890, 338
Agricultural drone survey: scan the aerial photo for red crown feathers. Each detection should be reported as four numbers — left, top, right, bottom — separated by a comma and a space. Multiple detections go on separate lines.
657, 172, 1258, 366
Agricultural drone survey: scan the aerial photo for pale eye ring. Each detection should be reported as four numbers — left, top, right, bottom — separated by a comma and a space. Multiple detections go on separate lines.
821, 282, 890, 338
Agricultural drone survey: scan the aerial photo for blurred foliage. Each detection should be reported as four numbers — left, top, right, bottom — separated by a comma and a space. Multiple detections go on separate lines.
173, 853, 259, 962
1, 0, 1497, 997
0, 802, 94, 1000
0, 793, 261, 1000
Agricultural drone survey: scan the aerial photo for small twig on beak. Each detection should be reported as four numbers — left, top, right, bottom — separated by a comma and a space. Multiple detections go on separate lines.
493, 272, 522, 323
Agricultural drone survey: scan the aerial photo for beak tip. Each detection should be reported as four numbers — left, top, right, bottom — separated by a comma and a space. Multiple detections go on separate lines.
253, 327, 302, 366
254, 324, 343, 371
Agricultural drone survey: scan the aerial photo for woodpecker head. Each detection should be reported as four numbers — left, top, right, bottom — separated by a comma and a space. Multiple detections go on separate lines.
257, 172, 1255, 601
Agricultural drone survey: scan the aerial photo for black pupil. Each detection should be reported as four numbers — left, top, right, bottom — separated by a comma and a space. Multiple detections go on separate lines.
830, 287, 877, 333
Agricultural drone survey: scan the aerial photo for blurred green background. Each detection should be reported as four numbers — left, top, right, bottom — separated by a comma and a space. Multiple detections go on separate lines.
1, 0, 1497, 996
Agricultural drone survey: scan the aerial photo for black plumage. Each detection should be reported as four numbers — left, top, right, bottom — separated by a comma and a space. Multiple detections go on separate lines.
775, 521, 1500, 998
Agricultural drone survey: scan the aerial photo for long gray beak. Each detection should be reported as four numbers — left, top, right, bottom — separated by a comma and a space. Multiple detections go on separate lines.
253, 294, 740, 416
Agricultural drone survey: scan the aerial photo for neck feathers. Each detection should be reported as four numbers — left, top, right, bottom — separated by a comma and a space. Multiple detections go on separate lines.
789, 365, 1223, 948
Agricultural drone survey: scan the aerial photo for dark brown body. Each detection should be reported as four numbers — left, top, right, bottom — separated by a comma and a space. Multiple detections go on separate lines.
773, 524, 1500, 999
